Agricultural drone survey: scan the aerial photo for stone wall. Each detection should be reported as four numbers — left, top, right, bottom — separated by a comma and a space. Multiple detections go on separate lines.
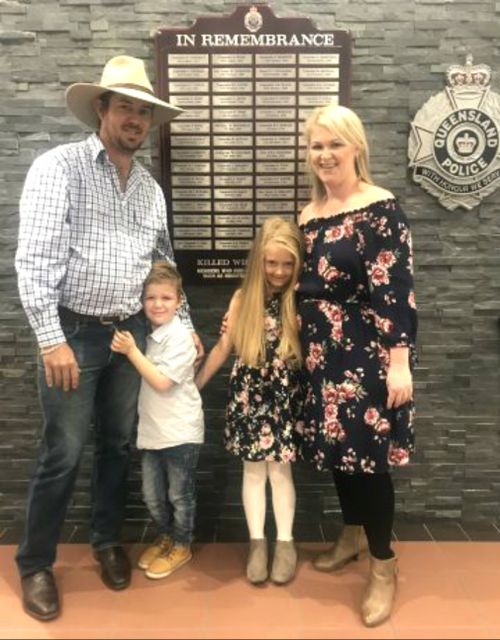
1, 0, 500, 540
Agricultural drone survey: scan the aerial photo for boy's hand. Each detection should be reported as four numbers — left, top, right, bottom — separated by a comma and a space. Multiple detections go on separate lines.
111, 330, 137, 356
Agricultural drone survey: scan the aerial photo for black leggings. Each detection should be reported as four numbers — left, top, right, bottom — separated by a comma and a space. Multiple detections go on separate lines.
333, 469, 395, 560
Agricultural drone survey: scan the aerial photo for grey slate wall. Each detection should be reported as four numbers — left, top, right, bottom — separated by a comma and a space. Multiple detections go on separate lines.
1, 0, 500, 541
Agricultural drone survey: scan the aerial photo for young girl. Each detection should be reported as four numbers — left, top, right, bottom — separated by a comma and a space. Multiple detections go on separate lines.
195, 216, 304, 586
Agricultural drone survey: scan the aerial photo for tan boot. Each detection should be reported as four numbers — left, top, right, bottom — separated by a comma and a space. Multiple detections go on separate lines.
313, 525, 368, 572
270, 540, 297, 585
246, 538, 268, 584
137, 534, 173, 570
361, 555, 398, 627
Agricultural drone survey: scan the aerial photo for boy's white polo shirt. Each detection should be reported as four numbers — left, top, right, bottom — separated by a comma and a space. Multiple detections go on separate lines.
137, 314, 204, 450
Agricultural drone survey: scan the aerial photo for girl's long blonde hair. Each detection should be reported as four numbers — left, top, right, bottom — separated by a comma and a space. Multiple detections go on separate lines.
231, 216, 303, 368
304, 104, 373, 202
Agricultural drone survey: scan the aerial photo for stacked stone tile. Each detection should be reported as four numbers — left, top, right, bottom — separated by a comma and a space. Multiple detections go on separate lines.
1, 0, 499, 540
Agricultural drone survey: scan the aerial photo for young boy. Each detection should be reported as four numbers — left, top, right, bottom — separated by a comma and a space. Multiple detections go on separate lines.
111, 261, 204, 579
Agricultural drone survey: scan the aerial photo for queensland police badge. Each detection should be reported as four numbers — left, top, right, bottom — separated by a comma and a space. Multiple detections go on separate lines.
408, 55, 500, 210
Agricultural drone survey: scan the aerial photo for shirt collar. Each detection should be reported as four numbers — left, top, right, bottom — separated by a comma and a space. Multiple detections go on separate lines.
87, 133, 107, 163
149, 315, 180, 343
86, 133, 140, 174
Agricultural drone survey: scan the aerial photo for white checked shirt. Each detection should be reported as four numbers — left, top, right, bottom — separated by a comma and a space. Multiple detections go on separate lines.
16, 134, 193, 347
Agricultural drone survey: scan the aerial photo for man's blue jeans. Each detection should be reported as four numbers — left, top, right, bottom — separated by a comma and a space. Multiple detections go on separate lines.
16, 311, 147, 577
142, 444, 201, 546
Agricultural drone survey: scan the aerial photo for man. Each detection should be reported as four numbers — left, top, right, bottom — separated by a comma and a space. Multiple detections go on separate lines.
15, 55, 203, 621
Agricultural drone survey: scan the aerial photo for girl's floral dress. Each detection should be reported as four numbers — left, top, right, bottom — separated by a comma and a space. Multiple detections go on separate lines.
224, 294, 303, 463
297, 199, 417, 474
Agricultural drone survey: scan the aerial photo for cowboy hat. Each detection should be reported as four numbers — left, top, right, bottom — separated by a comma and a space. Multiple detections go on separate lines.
65, 55, 183, 129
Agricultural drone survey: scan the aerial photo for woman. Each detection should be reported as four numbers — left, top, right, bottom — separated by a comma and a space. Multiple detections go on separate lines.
296, 104, 417, 627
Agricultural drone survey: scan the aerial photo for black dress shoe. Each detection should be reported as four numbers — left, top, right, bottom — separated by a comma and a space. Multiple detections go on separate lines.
94, 546, 131, 590
21, 569, 60, 621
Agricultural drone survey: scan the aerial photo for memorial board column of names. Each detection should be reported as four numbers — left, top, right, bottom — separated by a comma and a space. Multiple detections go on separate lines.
155, 4, 351, 284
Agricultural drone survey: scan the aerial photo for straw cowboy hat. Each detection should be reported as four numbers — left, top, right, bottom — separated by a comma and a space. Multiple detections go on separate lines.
65, 55, 183, 129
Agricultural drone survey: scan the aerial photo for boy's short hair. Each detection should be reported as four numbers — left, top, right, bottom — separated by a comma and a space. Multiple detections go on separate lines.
144, 261, 183, 297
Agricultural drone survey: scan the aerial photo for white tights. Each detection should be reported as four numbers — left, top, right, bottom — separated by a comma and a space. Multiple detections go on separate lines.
242, 461, 296, 541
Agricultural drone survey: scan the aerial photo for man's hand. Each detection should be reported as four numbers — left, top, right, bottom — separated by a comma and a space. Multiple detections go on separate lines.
42, 343, 80, 391
192, 332, 205, 369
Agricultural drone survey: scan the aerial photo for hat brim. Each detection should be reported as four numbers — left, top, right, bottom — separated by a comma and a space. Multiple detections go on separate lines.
65, 83, 183, 130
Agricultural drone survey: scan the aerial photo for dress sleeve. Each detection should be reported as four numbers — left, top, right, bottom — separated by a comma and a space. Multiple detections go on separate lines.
361, 200, 417, 354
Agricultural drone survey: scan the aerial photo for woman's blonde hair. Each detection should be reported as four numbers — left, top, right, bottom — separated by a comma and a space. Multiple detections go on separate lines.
231, 216, 303, 368
303, 104, 373, 202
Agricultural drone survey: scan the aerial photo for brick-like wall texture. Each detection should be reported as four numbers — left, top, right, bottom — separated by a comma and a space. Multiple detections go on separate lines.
1, 0, 500, 542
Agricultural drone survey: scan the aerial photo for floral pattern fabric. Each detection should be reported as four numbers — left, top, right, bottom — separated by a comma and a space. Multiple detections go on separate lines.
224, 294, 303, 463
297, 198, 417, 473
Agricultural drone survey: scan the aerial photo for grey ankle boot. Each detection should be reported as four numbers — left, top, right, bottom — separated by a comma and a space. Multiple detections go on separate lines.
246, 538, 268, 584
270, 540, 297, 585
313, 525, 368, 572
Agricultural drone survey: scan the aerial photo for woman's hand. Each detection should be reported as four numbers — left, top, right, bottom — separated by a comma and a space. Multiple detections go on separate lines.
386, 363, 413, 409
111, 330, 137, 356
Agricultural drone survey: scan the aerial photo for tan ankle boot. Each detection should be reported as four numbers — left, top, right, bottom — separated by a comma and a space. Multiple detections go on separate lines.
246, 538, 268, 584
361, 555, 398, 627
313, 525, 368, 572
270, 540, 297, 585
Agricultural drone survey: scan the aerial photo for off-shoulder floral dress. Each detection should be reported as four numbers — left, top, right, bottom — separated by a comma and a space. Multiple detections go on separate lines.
296, 199, 417, 474
224, 294, 303, 463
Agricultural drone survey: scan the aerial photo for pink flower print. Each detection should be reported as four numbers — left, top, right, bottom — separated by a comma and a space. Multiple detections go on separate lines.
377, 250, 396, 268
325, 225, 344, 243
280, 448, 296, 463
339, 381, 357, 401
360, 457, 376, 473
305, 342, 324, 372
303, 230, 318, 253
388, 444, 409, 465
377, 344, 391, 368
324, 402, 338, 422
369, 263, 390, 286
330, 323, 343, 343
364, 407, 380, 426
259, 425, 275, 450
375, 315, 394, 335
264, 315, 277, 332
324, 417, 346, 442
408, 290, 416, 309
375, 418, 390, 434
322, 382, 339, 404
318, 256, 340, 282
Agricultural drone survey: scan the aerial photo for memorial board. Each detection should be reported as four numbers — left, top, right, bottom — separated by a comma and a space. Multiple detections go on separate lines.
155, 3, 351, 283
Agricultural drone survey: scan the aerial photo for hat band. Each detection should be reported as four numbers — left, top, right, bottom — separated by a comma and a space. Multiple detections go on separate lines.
105, 83, 155, 97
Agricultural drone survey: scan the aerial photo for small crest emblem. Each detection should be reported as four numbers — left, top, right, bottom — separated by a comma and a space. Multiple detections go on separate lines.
244, 6, 263, 33
408, 55, 500, 210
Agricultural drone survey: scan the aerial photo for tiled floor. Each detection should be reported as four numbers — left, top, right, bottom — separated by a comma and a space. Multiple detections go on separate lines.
1, 540, 500, 639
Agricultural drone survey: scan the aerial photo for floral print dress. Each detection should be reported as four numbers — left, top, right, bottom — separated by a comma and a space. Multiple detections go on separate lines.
297, 198, 417, 473
224, 294, 303, 463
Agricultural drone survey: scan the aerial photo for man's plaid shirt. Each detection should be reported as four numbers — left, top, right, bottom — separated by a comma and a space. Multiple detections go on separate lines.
16, 134, 192, 347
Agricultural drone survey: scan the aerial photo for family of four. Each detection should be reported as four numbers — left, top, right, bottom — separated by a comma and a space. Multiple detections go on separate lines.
15, 55, 417, 628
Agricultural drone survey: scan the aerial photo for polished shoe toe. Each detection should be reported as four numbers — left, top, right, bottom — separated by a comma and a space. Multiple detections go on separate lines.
21, 569, 60, 621
95, 546, 131, 590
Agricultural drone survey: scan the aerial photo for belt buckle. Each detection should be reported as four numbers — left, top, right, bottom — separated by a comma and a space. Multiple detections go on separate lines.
99, 315, 119, 327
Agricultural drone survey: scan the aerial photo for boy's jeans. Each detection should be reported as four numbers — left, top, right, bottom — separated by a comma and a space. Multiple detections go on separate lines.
16, 311, 147, 577
142, 444, 201, 546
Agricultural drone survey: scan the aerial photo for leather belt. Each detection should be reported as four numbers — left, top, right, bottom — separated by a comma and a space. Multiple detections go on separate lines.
58, 306, 132, 327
